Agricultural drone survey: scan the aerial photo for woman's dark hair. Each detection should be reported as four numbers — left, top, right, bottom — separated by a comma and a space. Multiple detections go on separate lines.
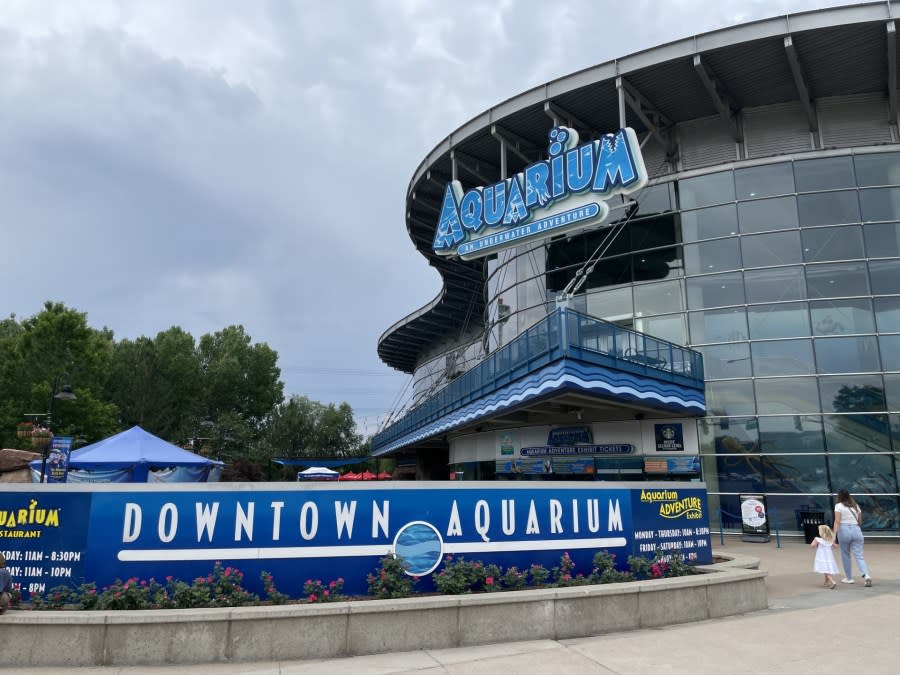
837, 489, 858, 508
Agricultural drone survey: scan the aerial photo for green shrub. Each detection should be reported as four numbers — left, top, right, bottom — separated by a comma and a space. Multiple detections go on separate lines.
366, 554, 418, 599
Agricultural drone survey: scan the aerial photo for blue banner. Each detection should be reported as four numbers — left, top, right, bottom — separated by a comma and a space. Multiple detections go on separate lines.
46, 436, 73, 483
0, 483, 711, 601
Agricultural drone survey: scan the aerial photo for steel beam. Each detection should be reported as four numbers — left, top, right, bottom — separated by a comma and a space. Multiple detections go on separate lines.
784, 35, 818, 132
692, 54, 742, 141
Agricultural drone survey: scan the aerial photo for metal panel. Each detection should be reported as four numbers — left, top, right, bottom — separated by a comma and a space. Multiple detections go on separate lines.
639, 138, 670, 178
819, 93, 893, 148
679, 115, 738, 169
744, 102, 814, 157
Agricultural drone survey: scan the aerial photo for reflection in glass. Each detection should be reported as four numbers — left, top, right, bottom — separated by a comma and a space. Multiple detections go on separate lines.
744, 266, 805, 303
634, 182, 674, 216
848, 495, 899, 531
634, 280, 683, 316
869, 259, 900, 294
680, 204, 738, 242
738, 196, 799, 233
814, 336, 880, 373
755, 378, 820, 414
701, 343, 751, 379
883, 374, 900, 409
859, 187, 900, 222
879, 335, 900, 371
686, 272, 745, 309
810, 299, 874, 335
765, 494, 837, 534
801, 226, 864, 262
747, 302, 810, 339
638, 314, 686, 345
586, 286, 633, 322
818, 374, 886, 413
805, 262, 870, 299
735, 162, 794, 199
794, 155, 856, 192
762, 454, 828, 492
684, 239, 741, 275
707, 454, 764, 493
758, 415, 825, 452
854, 152, 900, 187
679, 171, 735, 210
863, 222, 900, 257
797, 191, 860, 227
705, 380, 755, 416
829, 455, 898, 498
751, 339, 815, 376
741, 231, 802, 268
689, 307, 748, 344
823, 414, 891, 453
698, 417, 759, 454
875, 296, 900, 333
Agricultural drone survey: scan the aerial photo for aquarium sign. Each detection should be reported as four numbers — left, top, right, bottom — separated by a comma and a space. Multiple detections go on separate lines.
433, 126, 647, 260
520, 444, 632, 457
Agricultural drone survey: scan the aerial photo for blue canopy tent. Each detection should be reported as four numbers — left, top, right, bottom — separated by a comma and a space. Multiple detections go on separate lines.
29, 425, 224, 483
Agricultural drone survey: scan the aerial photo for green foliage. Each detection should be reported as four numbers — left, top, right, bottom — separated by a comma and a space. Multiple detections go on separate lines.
500, 566, 528, 591
627, 549, 695, 580
260, 395, 363, 462
260, 571, 289, 604
366, 554, 418, 599
433, 555, 487, 595
303, 577, 345, 603
529, 563, 550, 587
590, 551, 632, 583
552, 551, 589, 587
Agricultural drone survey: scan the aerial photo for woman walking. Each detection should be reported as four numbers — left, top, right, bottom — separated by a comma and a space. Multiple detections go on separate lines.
832, 489, 872, 586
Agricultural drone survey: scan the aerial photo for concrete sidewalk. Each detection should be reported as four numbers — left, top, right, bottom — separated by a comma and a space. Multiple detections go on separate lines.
7, 535, 899, 674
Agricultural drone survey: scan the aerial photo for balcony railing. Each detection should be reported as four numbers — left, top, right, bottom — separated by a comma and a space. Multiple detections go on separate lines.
372, 307, 704, 453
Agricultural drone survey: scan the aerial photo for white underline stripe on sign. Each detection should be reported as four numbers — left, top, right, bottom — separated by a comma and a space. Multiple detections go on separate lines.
117, 537, 628, 562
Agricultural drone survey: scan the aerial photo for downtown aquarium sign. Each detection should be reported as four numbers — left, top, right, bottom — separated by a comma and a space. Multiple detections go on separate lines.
0, 482, 711, 600
433, 126, 648, 260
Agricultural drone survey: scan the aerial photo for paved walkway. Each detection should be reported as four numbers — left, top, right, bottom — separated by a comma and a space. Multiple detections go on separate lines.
7, 535, 900, 674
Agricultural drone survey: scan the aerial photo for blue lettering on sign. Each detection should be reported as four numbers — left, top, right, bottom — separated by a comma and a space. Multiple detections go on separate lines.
433, 127, 648, 260
0, 483, 711, 600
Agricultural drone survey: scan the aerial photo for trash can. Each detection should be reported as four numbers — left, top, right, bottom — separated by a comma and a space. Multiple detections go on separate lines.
799, 510, 825, 544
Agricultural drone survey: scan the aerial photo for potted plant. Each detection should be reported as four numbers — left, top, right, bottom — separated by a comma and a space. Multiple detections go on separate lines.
31, 427, 52, 449
16, 421, 34, 439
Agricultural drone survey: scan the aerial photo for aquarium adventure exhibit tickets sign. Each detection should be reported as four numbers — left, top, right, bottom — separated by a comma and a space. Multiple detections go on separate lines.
0, 482, 711, 600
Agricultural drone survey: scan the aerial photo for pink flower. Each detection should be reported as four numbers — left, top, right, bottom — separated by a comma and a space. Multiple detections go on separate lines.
485, 576, 494, 586
323, 590, 330, 597
308, 594, 317, 602
329, 581, 336, 589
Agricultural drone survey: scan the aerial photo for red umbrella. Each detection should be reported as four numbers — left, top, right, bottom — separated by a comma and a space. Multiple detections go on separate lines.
361, 470, 377, 481
376, 471, 393, 480
339, 471, 362, 481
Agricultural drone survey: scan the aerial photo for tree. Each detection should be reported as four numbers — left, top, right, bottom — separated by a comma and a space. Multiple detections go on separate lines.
260, 395, 363, 460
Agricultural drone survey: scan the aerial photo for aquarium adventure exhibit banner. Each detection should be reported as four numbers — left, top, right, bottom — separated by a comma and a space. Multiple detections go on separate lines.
0, 482, 712, 600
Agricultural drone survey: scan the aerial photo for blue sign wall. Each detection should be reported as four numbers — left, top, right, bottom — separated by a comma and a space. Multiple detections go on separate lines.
0, 482, 711, 600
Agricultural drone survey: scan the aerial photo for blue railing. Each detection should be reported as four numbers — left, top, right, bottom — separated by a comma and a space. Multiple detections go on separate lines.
372, 307, 704, 453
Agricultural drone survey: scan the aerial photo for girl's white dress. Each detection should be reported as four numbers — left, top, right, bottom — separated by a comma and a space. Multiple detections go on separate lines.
813, 537, 839, 574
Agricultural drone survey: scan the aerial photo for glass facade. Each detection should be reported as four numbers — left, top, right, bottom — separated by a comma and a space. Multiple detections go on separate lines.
458, 150, 900, 534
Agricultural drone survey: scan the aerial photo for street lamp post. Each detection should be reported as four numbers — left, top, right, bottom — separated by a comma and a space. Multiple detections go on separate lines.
35, 376, 77, 484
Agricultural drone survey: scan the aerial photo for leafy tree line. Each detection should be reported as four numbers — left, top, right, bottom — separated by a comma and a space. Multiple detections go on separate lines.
0, 302, 365, 479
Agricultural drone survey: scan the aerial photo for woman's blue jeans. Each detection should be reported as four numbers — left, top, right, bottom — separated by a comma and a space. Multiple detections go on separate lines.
838, 524, 869, 578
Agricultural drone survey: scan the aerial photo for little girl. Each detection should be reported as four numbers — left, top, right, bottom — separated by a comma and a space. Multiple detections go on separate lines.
810, 524, 839, 589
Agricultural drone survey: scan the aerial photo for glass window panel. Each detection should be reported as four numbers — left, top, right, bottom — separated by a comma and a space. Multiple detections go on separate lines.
801, 226, 864, 262
819, 374, 886, 413
880, 335, 900, 371
766, 495, 836, 534
689, 307, 748, 343
854, 152, 900, 187
755, 378, 820, 414
823, 414, 891, 453
797, 191, 860, 227
814, 336, 880, 373
763, 454, 829, 492
875, 296, 900, 332
705, 380, 756, 416
684, 238, 741, 275
632, 247, 683, 283
747, 302, 810, 339
810, 299, 874, 336
758, 415, 825, 453
751, 339, 815, 376
884, 374, 900, 409
638, 314, 685, 345
586, 286, 633, 322
633, 280, 683, 316
860, 187, 900, 222
735, 162, 795, 199
679, 204, 738, 242
738, 196, 799, 234
634, 182, 674, 216
849, 495, 900, 532
741, 231, 803, 268
794, 155, 856, 191
869, 259, 900, 295
679, 171, 735, 210
700, 343, 751, 379
744, 266, 806, 303
686, 272, 745, 309
805, 262, 870, 299
891, 413, 900, 447
828, 456, 899, 499
702, 454, 764, 494
698, 417, 759, 454
863, 222, 900, 258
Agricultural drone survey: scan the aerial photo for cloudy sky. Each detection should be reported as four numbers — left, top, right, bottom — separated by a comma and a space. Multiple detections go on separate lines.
0, 0, 852, 435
